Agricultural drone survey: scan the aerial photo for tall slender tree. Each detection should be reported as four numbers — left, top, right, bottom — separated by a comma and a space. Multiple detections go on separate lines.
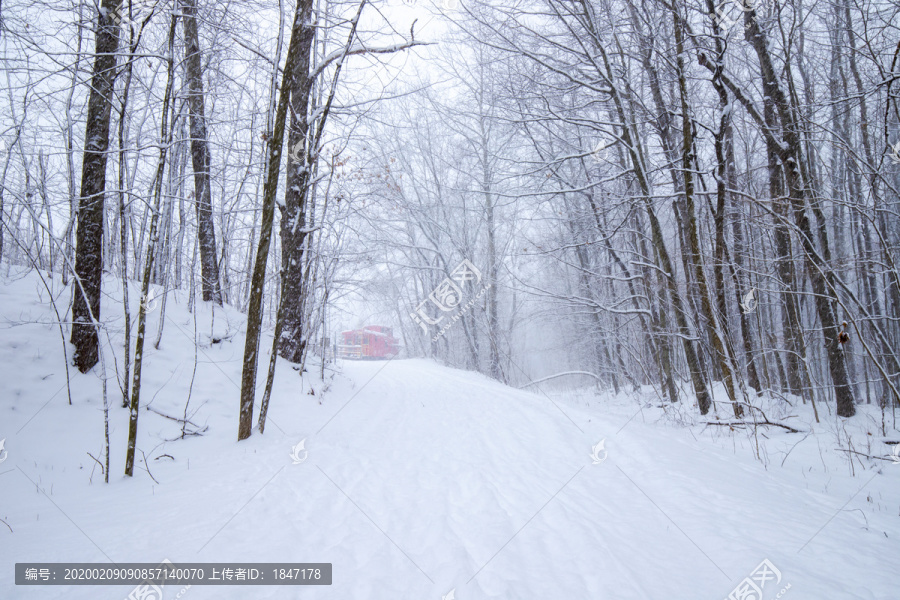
182, 0, 222, 305
70, 0, 123, 372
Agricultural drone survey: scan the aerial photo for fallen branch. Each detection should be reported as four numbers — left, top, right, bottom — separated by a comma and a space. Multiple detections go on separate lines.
716, 400, 804, 429
145, 405, 205, 430
520, 371, 602, 388
702, 420, 804, 434
163, 428, 205, 442
835, 448, 898, 462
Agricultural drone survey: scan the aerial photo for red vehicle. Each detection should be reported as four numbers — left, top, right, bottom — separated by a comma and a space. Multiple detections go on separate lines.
338, 326, 400, 359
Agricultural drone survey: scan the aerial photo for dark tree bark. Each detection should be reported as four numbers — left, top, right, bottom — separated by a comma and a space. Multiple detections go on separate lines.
239, 0, 306, 440
628, 5, 712, 388
183, 0, 222, 305
673, 10, 741, 417
276, 0, 317, 364
743, 7, 856, 417
70, 0, 122, 372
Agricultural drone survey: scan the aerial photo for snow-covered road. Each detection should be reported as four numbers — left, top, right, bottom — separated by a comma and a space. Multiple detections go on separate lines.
1, 272, 897, 599
4, 354, 898, 599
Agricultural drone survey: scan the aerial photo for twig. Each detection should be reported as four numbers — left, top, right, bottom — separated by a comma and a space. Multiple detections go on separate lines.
781, 432, 812, 467
139, 450, 159, 484
0, 517, 11, 533
86, 452, 105, 474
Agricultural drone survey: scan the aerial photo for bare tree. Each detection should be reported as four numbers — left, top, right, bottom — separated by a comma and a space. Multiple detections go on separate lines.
182, 0, 222, 305
70, 0, 123, 372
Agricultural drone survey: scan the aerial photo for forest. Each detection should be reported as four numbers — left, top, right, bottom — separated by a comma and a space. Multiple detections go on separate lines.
1, 0, 899, 597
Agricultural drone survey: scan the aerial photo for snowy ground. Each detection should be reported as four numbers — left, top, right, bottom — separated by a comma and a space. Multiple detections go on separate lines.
1, 268, 899, 599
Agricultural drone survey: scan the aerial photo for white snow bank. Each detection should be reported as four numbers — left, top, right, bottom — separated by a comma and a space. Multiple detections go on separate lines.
0, 267, 898, 599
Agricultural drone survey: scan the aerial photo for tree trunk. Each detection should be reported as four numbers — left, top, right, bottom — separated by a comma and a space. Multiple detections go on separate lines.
238, 0, 306, 440
183, 0, 222, 305
126, 12, 178, 476
743, 7, 856, 417
276, 0, 317, 364
71, 0, 122, 372
703, 0, 760, 395
483, 136, 502, 382
116, 12, 141, 407
674, 11, 741, 417
585, 7, 712, 412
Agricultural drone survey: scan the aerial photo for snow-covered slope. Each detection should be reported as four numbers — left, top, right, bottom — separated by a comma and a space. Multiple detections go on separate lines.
1, 268, 898, 599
